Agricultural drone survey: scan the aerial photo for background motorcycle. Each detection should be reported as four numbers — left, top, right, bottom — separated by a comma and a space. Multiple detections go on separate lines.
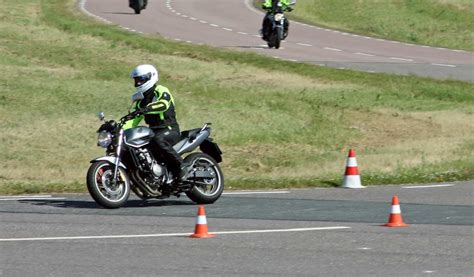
86, 97, 224, 209
262, 0, 295, 49
129, 0, 146, 14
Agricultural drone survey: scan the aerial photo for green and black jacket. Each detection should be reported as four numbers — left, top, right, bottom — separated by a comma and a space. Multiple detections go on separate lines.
123, 85, 178, 130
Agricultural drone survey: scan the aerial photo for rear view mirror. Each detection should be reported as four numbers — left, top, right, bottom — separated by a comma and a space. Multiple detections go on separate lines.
97, 112, 105, 121
131, 91, 144, 102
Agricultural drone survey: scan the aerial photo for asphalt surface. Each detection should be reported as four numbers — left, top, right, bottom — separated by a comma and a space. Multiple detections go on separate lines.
1, 181, 472, 276
80, 0, 474, 82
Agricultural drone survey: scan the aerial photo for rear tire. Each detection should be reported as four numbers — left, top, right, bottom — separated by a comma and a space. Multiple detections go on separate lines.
184, 153, 224, 204
133, 0, 143, 14
87, 161, 130, 209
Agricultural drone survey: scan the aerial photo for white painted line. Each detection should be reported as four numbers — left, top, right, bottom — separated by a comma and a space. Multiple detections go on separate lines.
190, 17, 197, 20
297, 43, 312, 47
324, 47, 342, 52
432, 63, 456, 68
223, 28, 233, 31
355, 52, 375, 57
402, 184, 454, 189
210, 24, 219, 27
0, 226, 350, 242
0, 195, 66, 201
181, 15, 188, 18
390, 57, 414, 62
0, 195, 53, 198
0, 197, 66, 201
237, 32, 248, 35
223, 191, 290, 195
199, 20, 207, 24
214, 226, 350, 235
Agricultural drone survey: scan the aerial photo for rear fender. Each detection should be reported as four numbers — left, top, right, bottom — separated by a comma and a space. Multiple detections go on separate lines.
199, 139, 223, 163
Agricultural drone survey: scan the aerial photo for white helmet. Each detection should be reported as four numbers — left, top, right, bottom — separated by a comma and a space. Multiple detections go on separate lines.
130, 64, 159, 95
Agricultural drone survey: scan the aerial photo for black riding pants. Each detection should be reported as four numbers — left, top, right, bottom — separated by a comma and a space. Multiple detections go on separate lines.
148, 128, 183, 176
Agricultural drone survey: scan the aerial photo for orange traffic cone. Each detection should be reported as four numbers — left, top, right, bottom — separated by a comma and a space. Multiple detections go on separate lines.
384, 195, 408, 227
341, 149, 365, 188
190, 205, 215, 238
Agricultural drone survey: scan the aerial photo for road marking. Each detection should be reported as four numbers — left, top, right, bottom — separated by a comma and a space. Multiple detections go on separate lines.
0, 226, 350, 242
199, 20, 207, 24
0, 195, 66, 201
223, 191, 290, 195
355, 52, 375, 57
324, 47, 342, 52
223, 28, 233, 31
237, 32, 248, 35
432, 63, 456, 68
390, 57, 414, 62
402, 184, 454, 189
210, 24, 219, 27
297, 43, 312, 47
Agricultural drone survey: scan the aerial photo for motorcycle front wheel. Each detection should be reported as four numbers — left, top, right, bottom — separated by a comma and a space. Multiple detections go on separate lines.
184, 153, 224, 204
86, 161, 131, 209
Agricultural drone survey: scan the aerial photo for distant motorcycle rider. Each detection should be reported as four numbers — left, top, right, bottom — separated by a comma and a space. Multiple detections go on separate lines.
261, 0, 294, 40
123, 64, 186, 185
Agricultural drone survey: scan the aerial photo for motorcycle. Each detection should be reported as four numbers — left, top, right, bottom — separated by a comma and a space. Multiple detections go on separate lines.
86, 96, 224, 209
261, 0, 295, 49
129, 0, 147, 14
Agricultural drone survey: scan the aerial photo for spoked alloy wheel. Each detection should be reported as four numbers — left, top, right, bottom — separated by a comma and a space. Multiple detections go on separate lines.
184, 153, 224, 204
86, 161, 130, 209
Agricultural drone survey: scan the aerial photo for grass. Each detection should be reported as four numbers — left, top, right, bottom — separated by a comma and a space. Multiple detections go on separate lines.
0, 0, 472, 194
279, 0, 474, 51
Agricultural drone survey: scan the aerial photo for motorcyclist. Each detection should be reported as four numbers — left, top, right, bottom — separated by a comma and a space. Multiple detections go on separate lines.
123, 64, 186, 186
129, 0, 147, 9
261, 0, 294, 40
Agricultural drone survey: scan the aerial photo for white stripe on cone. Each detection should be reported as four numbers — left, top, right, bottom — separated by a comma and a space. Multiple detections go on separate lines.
196, 215, 207, 225
391, 204, 401, 214
346, 157, 358, 167
342, 175, 364, 188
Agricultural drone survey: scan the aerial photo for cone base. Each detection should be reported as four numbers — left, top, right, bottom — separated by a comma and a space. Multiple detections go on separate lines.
383, 222, 408, 227
190, 233, 215, 238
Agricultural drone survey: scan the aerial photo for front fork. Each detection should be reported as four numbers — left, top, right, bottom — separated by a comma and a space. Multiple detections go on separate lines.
112, 129, 124, 184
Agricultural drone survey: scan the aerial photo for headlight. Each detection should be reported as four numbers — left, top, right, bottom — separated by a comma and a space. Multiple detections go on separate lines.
97, 131, 112, 148
275, 13, 284, 21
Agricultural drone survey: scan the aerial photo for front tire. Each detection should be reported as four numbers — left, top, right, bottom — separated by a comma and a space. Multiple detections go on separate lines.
184, 153, 224, 204
87, 161, 130, 209
274, 28, 282, 49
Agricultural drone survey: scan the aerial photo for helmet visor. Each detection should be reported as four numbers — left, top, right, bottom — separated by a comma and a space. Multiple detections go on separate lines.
133, 73, 152, 87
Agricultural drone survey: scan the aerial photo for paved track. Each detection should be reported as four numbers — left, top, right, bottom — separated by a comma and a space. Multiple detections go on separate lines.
1, 181, 472, 276
81, 0, 474, 82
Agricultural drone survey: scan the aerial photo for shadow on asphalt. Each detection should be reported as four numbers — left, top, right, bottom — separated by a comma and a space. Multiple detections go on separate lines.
102, 12, 137, 15
19, 199, 195, 209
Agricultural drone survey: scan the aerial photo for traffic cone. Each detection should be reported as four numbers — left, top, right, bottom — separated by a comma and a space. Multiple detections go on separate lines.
190, 205, 215, 238
341, 149, 365, 188
383, 195, 408, 227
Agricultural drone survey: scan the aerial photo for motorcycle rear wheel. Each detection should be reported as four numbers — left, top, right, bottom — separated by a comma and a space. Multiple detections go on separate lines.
87, 161, 130, 209
184, 153, 224, 204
